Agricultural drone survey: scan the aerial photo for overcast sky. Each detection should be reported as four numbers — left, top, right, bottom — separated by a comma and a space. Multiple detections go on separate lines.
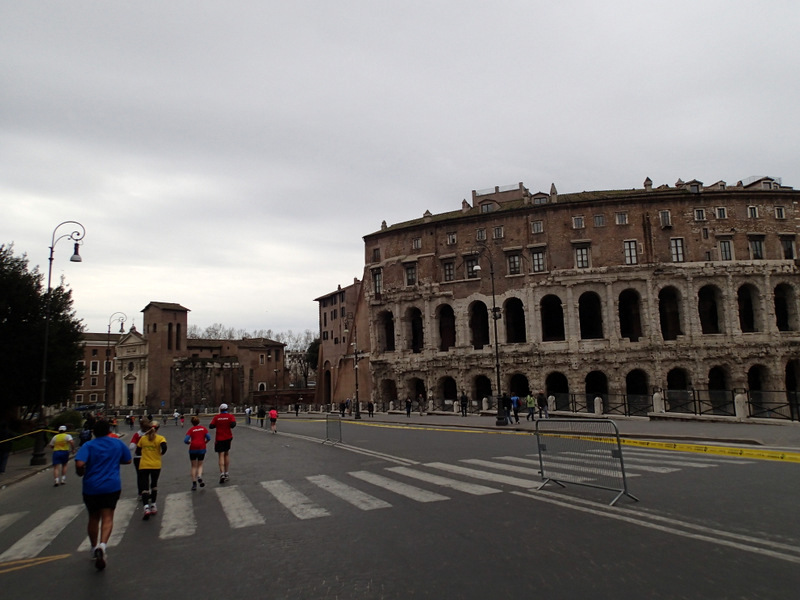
2, 1, 799, 337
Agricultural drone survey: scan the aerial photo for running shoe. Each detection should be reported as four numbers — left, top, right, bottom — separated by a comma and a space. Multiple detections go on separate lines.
198, 478, 205, 488
142, 504, 150, 520
150, 502, 157, 515
94, 547, 106, 571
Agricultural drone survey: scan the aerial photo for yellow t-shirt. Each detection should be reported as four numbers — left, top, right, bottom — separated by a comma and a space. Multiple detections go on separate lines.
51, 433, 72, 452
137, 434, 166, 469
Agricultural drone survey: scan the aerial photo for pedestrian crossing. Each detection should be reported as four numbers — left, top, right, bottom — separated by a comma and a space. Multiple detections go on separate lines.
0, 447, 753, 562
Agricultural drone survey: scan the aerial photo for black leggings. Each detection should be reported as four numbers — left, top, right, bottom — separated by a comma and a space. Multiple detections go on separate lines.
137, 468, 161, 504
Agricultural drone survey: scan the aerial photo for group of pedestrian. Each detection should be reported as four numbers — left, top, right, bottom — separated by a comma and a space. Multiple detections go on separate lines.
69, 403, 238, 571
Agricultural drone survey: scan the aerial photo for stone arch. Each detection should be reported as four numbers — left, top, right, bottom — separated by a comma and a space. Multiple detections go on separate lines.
469, 301, 490, 350
379, 378, 398, 407
436, 304, 456, 351
785, 360, 800, 420
474, 374, 493, 404
659, 286, 683, 340
405, 307, 424, 353
737, 283, 762, 333
579, 291, 604, 339
405, 377, 426, 402
585, 370, 609, 412
698, 284, 724, 334
436, 375, 458, 407
625, 368, 650, 415
322, 361, 332, 405
666, 367, 692, 412
708, 365, 731, 415
774, 283, 799, 331
541, 294, 565, 341
618, 288, 643, 342
509, 373, 531, 397
504, 297, 527, 343
545, 371, 569, 410
376, 310, 395, 352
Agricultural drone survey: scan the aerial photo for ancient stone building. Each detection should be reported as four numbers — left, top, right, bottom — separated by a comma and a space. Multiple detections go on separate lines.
358, 176, 800, 418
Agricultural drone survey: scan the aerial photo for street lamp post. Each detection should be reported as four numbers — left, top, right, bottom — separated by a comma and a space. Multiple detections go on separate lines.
31, 221, 86, 465
106, 312, 127, 410
352, 341, 362, 420
473, 246, 506, 427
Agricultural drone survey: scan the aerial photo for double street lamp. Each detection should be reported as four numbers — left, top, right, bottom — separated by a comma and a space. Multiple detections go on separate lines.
472, 244, 506, 427
106, 312, 127, 408
343, 317, 362, 420
31, 221, 86, 465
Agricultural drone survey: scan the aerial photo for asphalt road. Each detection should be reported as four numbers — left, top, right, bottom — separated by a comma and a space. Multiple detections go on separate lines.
1, 417, 799, 599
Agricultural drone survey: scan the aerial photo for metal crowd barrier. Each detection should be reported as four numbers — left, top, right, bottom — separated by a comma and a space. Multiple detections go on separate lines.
534, 418, 638, 506
324, 414, 342, 445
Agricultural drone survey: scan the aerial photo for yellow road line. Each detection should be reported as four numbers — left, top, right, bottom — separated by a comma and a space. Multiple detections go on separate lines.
0, 554, 70, 574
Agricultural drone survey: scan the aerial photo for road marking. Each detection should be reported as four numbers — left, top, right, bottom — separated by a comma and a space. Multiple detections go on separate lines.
425, 462, 540, 488
512, 489, 800, 565
0, 554, 71, 574
160, 492, 197, 539
349, 471, 449, 502
307, 475, 392, 511
511, 454, 674, 474
77, 498, 138, 551
214, 486, 266, 528
387, 466, 501, 496
262, 480, 331, 519
0, 505, 82, 561
608, 448, 754, 464
0, 512, 26, 535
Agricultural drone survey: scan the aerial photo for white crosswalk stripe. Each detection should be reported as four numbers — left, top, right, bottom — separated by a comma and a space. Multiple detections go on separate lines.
307, 474, 392, 511
262, 480, 331, 519
215, 485, 267, 528
386, 466, 501, 496
0, 512, 26, 535
160, 492, 197, 539
425, 462, 540, 488
608, 448, 755, 464
565, 451, 718, 468
510, 454, 667, 474
0, 504, 82, 561
349, 471, 449, 502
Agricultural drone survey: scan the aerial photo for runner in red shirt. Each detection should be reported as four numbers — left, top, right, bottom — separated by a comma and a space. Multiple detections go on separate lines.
269, 407, 278, 434
209, 404, 236, 484
184, 416, 210, 491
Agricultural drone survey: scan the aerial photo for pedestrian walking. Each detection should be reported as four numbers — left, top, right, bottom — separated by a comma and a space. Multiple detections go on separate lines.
295, 403, 300, 416
180, 413, 185, 428
74, 419, 132, 570
173, 410, 180, 426
184, 416, 210, 491
538, 391, 550, 419
245, 406, 252, 425
405, 396, 412, 417
460, 391, 469, 417
136, 420, 167, 520
209, 403, 236, 484
511, 393, 521, 423
257, 405, 266, 428
367, 401, 374, 417
502, 394, 513, 425
340, 401, 346, 417
525, 393, 536, 421
49, 425, 74, 486
269, 407, 278, 433
127, 415, 135, 430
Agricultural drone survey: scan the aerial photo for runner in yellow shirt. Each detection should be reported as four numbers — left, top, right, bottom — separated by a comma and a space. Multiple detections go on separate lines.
49, 425, 74, 486
136, 421, 167, 520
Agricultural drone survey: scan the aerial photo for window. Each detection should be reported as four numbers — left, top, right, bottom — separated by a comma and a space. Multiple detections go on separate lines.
702, 228, 709, 239
615, 212, 628, 225
531, 221, 543, 234
446, 232, 457, 245
92, 349, 98, 356
776, 206, 786, 220
781, 238, 795, 259
259, 354, 265, 365
322, 331, 328, 340
371, 248, 381, 262
90, 360, 99, 375
476, 228, 486, 241
466, 256, 479, 279
90, 377, 97, 387
623, 240, 638, 265
670, 238, 685, 263
405, 263, 417, 286
531, 249, 546, 272
748, 206, 759, 219
533, 195, 548, 205
594, 214, 606, 227
749, 238, 764, 259
574, 246, 590, 269
340, 307, 345, 317
443, 261, 455, 282
507, 254, 521, 275
372, 269, 383, 295
104, 360, 111, 373
694, 208, 706, 221
716, 207, 727, 219
572, 216, 585, 229
719, 240, 733, 261
411, 237, 421, 250
493, 226, 504, 239
480, 203, 494, 213
659, 210, 672, 228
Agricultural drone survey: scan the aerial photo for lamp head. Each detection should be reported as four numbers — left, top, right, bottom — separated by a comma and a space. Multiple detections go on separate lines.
69, 242, 82, 262
473, 264, 482, 272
